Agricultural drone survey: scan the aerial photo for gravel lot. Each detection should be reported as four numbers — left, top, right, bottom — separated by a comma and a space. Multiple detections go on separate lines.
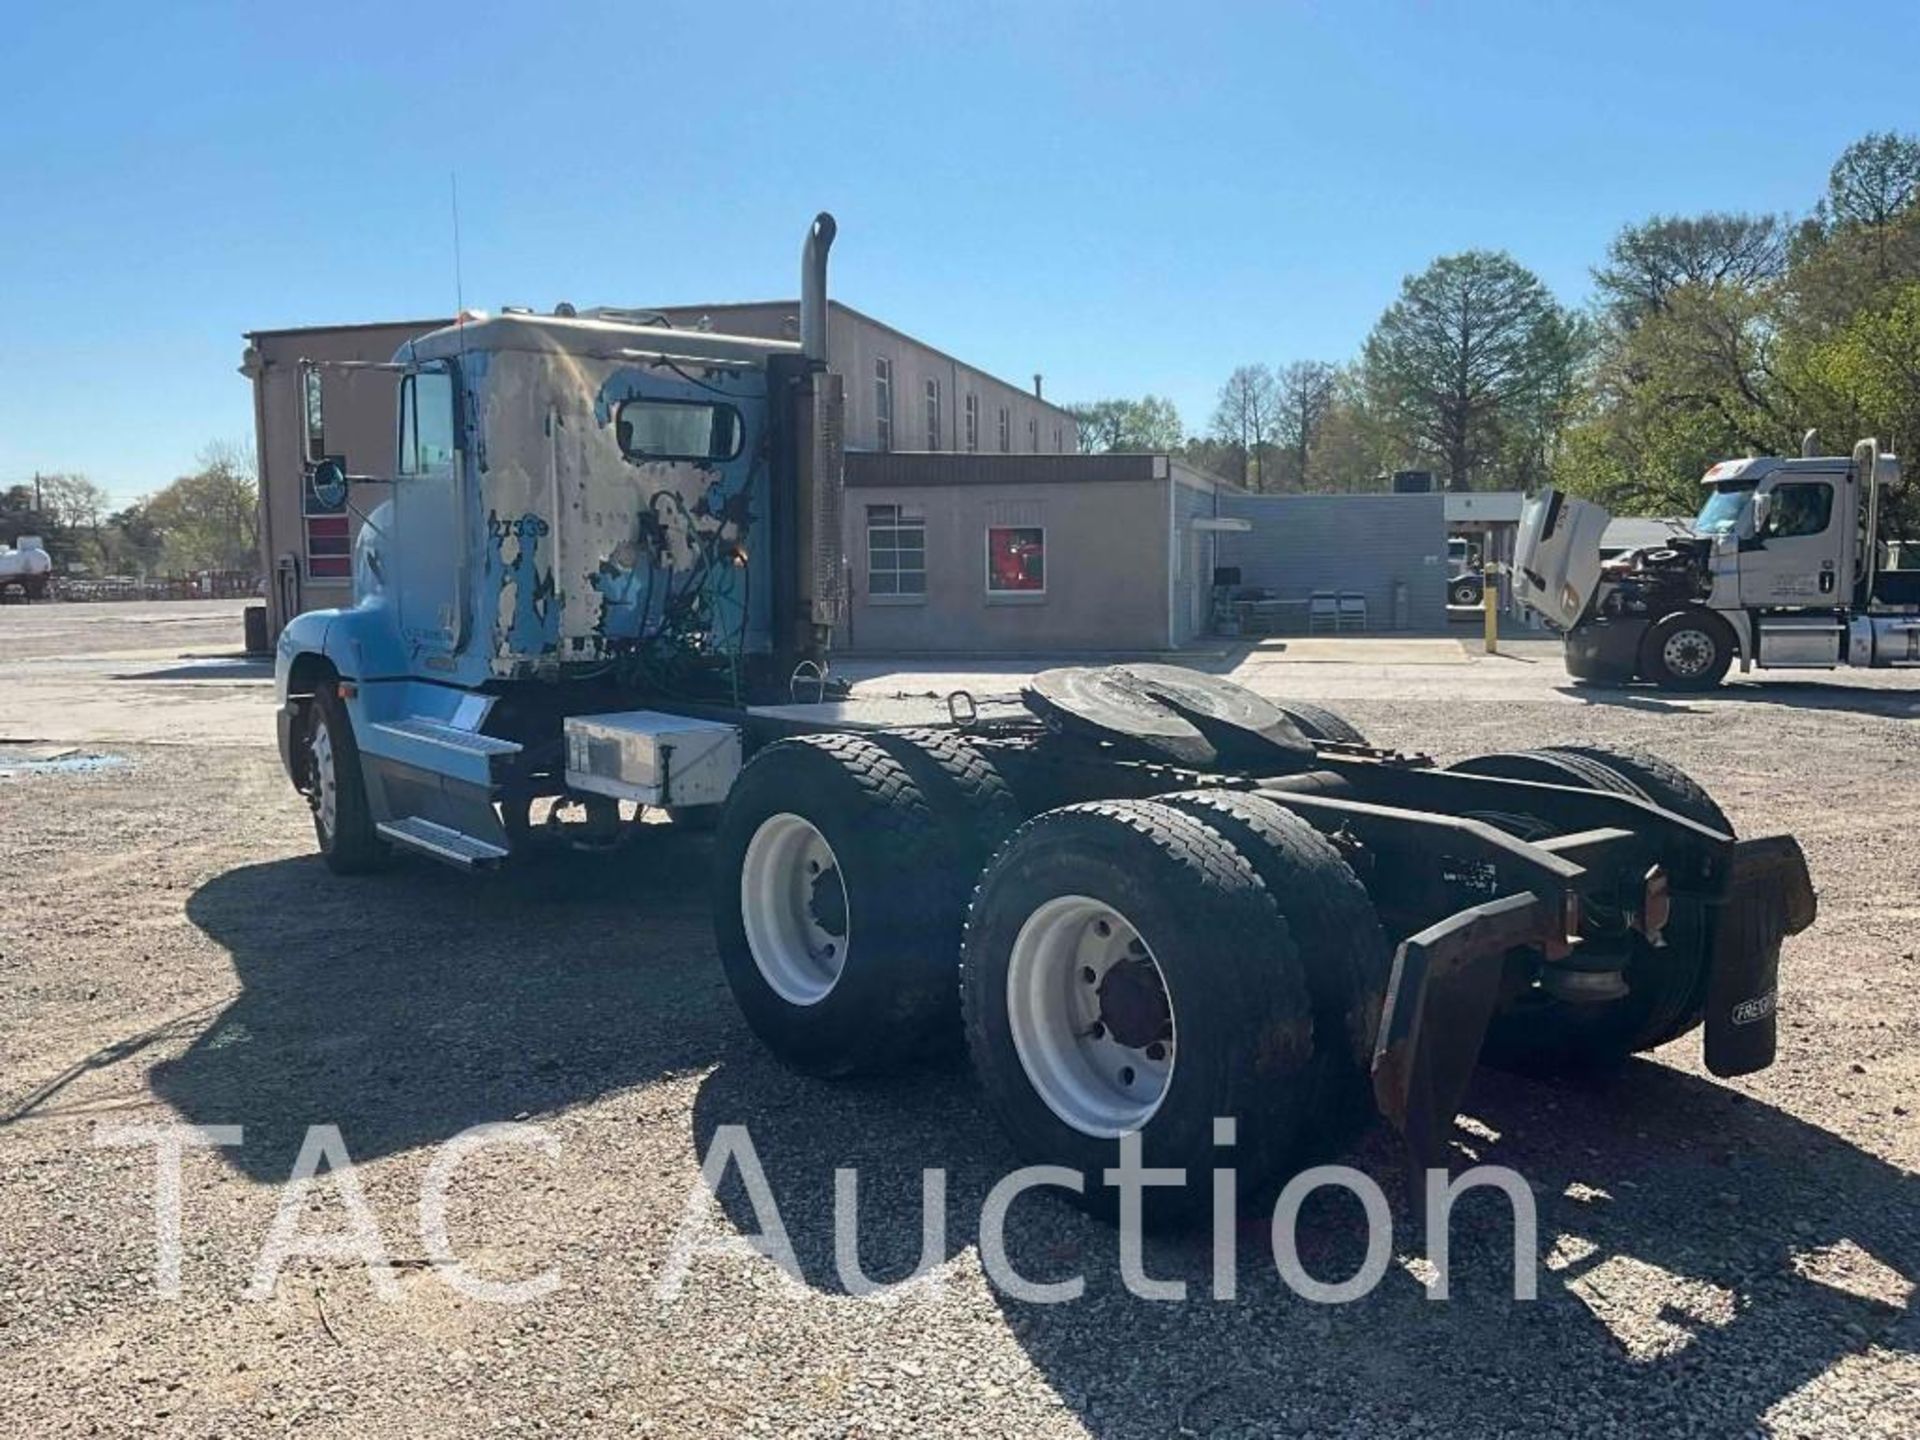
2, 600, 1917, 1437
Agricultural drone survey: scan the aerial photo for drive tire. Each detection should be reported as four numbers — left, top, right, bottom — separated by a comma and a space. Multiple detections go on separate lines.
1158, 790, 1390, 1159
1539, 744, 1731, 1050
869, 729, 1022, 873
961, 800, 1317, 1227
306, 686, 387, 875
1640, 608, 1735, 690
1445, 746, 1730, 1070
713, 734, 966, 1077
1270, 701, 1368, 746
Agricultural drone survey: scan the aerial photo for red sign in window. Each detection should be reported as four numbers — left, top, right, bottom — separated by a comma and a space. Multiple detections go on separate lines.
987, 526, 1044, 593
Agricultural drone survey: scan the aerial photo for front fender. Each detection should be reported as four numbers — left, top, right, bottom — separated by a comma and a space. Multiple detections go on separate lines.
274, 608, 338, 704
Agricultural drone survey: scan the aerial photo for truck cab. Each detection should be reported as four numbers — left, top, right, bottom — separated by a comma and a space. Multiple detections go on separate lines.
1516, 438, 1920, 688
274, 217, 844, 869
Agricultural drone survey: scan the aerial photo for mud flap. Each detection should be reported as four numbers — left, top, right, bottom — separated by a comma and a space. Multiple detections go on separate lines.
1371, 892, 1556, 1170
1704, 835, 1817, 1078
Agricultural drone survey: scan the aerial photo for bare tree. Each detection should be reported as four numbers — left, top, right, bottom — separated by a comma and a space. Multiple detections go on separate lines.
1210, 364, 1278, 489
1272, 361, 1339, 490
1593, 213, 1789, 326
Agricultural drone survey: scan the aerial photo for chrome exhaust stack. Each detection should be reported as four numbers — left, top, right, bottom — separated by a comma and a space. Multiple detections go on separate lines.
801, 213, 837, 363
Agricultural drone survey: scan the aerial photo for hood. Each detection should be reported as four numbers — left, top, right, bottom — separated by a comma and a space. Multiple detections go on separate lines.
1514, 488, 1611, 629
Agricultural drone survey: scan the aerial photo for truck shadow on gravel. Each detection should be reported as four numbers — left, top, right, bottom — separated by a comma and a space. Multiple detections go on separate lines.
689, 1056, 1916, 1436
1562, 680, 1920, 719
153, 836, 733, 1182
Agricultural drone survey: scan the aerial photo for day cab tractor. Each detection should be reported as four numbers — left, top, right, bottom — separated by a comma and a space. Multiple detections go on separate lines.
1517, 435, 1920, 689
270, 215, 1816, 1221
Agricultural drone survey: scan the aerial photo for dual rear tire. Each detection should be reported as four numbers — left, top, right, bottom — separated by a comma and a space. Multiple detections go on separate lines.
713, 734, 1391, 1225
1446, 743, 1731, 1070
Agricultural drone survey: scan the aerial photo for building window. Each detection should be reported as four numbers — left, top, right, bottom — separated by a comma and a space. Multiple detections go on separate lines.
303, 479, 350, 581
1028, 416, 1039, 452
997, 406, 1010, 453
965, 393, 979, 452
874, 357, 892, 452
867, 504, 926, 597
1053, 424, 1063, 453
986, 526, 1045, 594
925, 378, 941, 451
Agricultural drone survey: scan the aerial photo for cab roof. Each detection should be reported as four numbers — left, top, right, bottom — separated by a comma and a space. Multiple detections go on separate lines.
1701, 454, 1849, 485
400, 310, 802, 368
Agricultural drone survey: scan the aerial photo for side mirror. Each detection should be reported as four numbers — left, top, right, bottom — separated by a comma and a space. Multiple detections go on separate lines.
1748, 492, 1772, 537
308, 457, 349, 510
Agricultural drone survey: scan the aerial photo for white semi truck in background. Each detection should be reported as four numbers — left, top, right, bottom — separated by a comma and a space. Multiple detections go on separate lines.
1517, 437, 1920, 689
0, 536, 52, 600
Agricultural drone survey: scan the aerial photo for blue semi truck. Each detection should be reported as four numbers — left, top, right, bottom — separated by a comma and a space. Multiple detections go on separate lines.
271, 215, 1814, 1220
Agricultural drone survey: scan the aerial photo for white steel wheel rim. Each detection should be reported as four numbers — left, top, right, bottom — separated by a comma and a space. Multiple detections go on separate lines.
1663, 627, 1716, 677
310, 717, 338, 841
1006, 895, 1177, 1138
740, 813, 851, 1006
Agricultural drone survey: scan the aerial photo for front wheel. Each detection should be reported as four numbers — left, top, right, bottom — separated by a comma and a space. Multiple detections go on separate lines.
1640, 609, 1734, 690
304, 686, 387, 874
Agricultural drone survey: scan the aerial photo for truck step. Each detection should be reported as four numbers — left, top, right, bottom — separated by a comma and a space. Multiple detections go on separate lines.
369, 717, 523, 757
376, 816, 511, 869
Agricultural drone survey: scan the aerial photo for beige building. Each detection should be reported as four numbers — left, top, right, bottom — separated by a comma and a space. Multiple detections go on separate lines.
244, 303, 1076, 640
241, 319, 449, 639
843, 453, 1230, 654
644, 300, 1076, 457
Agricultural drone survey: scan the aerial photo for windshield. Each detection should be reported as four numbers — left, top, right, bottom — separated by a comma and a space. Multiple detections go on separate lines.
1694, 482, 1756, 536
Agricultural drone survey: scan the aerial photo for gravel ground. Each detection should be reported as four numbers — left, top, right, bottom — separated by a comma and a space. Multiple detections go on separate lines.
1, 602, 1917, 1437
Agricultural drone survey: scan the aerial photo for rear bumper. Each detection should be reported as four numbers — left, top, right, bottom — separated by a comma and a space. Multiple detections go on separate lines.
1564, 617, 1648, 684
1371, 828, 1816, 1166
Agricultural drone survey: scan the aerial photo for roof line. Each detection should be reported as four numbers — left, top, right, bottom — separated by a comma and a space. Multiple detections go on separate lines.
655, 298, 1081, 424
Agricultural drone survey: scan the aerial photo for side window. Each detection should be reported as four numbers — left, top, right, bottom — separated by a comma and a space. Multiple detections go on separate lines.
1763, 481, 1834, 540
399, 369, 457, 476
614, 398, 743, 463
874, 357, 893, 452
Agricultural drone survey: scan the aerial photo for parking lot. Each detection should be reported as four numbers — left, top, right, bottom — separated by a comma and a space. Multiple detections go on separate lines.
2, 598, 1916, 1438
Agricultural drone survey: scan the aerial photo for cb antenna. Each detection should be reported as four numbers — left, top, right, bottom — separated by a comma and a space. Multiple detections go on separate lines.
450, 171, 467, 323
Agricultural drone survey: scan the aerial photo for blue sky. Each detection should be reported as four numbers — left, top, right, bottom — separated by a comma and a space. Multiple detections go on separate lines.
4, 1, 1916, 507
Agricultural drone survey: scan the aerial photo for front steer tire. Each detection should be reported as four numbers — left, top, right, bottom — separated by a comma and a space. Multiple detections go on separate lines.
961, 800, 1319, 1227
713, 734, 968, 1077
1640, 608, 1736, 690
305, 685, 387, 876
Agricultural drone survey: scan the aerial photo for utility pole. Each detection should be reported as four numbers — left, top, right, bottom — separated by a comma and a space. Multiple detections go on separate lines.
34, 471, 42, 514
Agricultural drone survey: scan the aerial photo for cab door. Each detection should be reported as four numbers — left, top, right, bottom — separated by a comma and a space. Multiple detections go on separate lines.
1739, 475, 1842, 608
392, 364, 468, 657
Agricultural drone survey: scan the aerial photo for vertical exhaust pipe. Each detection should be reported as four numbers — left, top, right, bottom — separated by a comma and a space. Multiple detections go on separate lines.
1856, 437, 1882, 604
801, 213, 837, 363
